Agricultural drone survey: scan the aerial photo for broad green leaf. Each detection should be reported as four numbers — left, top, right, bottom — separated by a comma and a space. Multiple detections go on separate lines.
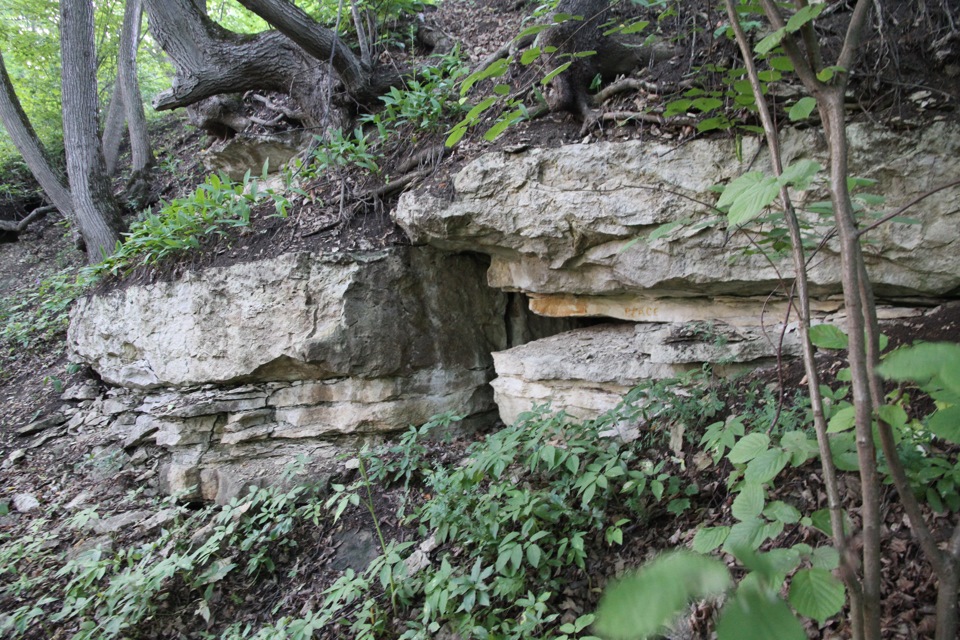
809, 324, 848, 349
526, 543, 542, 568
769, 56, 794, 71
692, 97, 723, 112
877, 404, 907, 429
484, 109, 525, 141
445, 125, 468, 148
745, 448, 791, 484
595, 551, 731, 640
789, 568, 845, 624
929, 406, 960, 443
810, 508, 851, 537
692, 526, 731, 553
817, 65, 846, 83
732, 484, 766, 521
461, 58, 510, 95
717, 587, 806, 640
717, 171, 765, 210
827, 406, 856, 433
763, 501, 801, 524
780, 430, 818, 466
520, 47, 542, 65
754, 27, 786, 55
723, 518, 765, 552
728, 433, 770, 464
726, 175, 781, 227
811, 546, 840, 570
621, 19, 650, 34
778, 159, 821, 189
785, 3, 826, 32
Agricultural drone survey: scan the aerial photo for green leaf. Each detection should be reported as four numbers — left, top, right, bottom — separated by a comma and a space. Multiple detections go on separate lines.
526, 543, 543, 568
778, 159, 821, 189
692, 526, 731, 553
817, 65, 846, 83
780, 430, 817, 466
929, 406, 960, 443
724, 518, 766, 552
541, 62, 572, 85
789, 568, 845, 624
754, 27, 786, 55
728, 433, 770, 464
769, 56, 794, 71
785, 3, 826, 32
692, 97, 723, 112
827, 406, 856, 433
763, 501, 801, 524
717, 587, 805, 640
520, 47, 541, 65
595, 551, 731, 640
811, 546, 840, 570
809, 324, 848, 349
745, 448, 791, 484
621, 19, 650, 35
732, 484, 766, 521
724, 174, 781, 227
877, 404, 908, 429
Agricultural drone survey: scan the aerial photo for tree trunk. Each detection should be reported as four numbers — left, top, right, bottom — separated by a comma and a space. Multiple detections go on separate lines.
101, 82, 126, 176
118, 0, 153, 175
60, 0, 124, 263
234, 0, 371, 98
143, 0, 319, 112
0, 50, 76, 223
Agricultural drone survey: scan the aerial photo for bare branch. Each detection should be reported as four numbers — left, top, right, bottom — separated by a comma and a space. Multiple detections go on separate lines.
0, 205, 56, 233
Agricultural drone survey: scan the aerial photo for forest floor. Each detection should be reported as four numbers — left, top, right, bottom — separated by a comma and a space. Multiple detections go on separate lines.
1, 0, 960, 638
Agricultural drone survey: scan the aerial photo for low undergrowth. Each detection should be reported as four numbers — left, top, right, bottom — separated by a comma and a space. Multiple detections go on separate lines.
3, 353, 954, 638
0, 371, 771, 639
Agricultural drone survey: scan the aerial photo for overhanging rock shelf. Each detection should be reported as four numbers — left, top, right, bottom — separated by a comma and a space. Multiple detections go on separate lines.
393, 121, 960, 422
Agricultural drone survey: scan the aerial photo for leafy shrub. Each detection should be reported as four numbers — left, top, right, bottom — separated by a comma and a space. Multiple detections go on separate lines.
94, 171, 288, 277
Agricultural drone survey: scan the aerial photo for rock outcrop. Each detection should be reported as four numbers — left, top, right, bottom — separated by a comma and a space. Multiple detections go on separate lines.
395, 123, 960, 304
68, 248, 520, 502
395, 122, 960, 423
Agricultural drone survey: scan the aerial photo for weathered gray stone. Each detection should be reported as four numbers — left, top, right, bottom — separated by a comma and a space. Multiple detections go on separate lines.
12, 493, 40, 513
201, 133, 306, 181
90, 510, 152, 535
491, 320, 793, 425
395, 123, 960, 304
69, 247, 506, 389
17, 412, 67, 436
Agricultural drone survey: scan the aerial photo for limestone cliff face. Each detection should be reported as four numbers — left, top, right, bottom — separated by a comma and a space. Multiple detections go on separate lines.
67, 247, 517, 502
66, 122, 959, 500
69, 248, 507, 388
395, 122, 960, 304
394, 122, 960, 423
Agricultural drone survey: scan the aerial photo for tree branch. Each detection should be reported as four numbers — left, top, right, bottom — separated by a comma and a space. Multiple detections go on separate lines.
0, 205, 56, 233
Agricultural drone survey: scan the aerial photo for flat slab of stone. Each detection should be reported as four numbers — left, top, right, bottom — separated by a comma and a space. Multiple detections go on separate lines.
69, 247, 506, 388
395, 122, 960, 306
491, 321, 799, 425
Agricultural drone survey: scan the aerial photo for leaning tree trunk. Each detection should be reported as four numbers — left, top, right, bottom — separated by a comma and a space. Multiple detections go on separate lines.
60, 0, 124, 263
144, 0, 318, 112
0, 50, 75, 223
101, 82, 126, 176
118, 0, 153, 175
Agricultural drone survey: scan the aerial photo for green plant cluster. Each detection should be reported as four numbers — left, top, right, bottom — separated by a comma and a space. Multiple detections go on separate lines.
93, 170, 289, 277
1, 466, 320, 638
303, 55, 467, 179
0, 267, 92, 357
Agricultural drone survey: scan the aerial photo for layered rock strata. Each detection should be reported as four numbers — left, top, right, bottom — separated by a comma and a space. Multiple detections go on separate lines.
395, 123, 960, 423
69, 247, 518, 502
